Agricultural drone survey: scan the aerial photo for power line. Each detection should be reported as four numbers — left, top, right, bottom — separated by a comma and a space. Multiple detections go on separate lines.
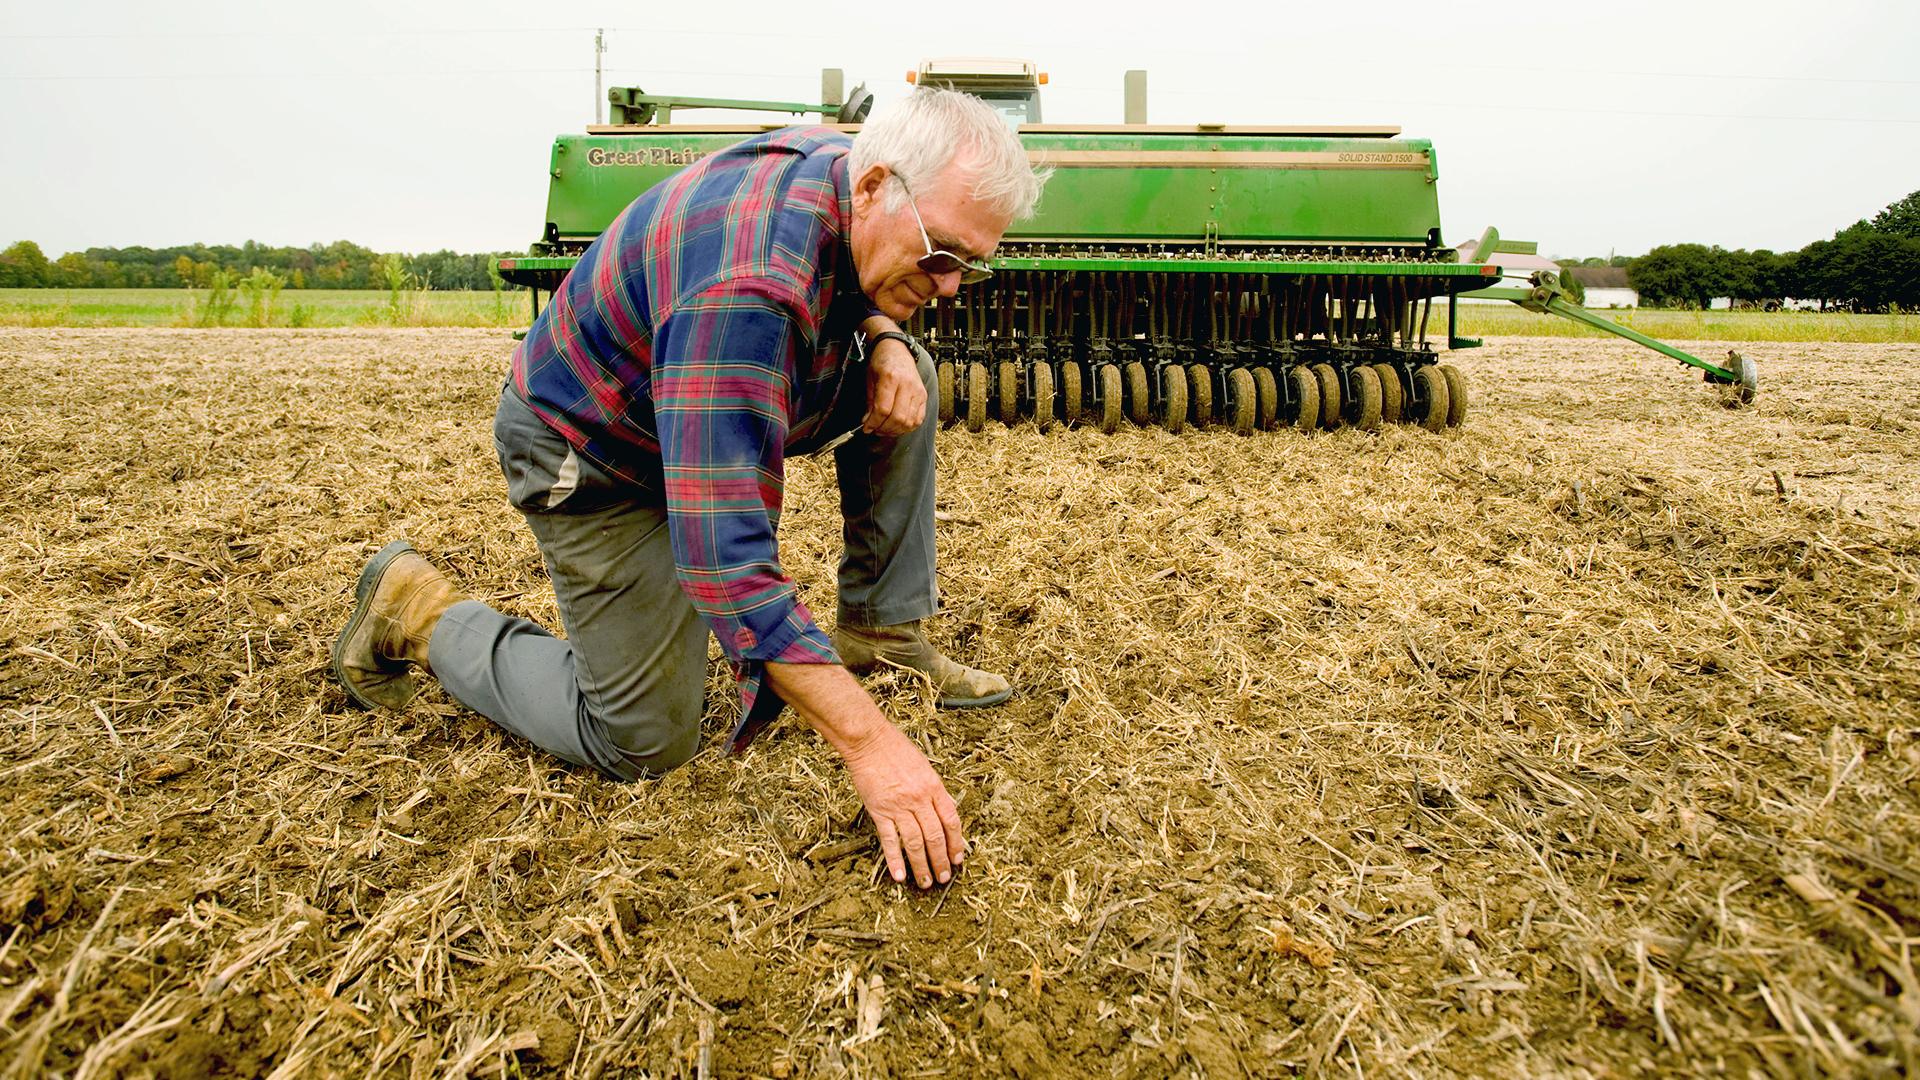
0, 25, 842, 41
1357, 97, 1920, 127
0, 65, 822, 84
1484, 62, 1920, 88
0, 68, 589, 81
600, 67, 820, 81
4, 68, 1915, 125
1066, 85, 1920, 126
0, 27, 603, 39
5, 27, 1916, 89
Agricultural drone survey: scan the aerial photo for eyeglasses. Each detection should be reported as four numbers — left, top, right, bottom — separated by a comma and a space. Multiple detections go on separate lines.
897, 176, 993, 284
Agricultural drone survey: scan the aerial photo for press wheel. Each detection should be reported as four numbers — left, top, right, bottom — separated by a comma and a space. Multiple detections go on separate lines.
1252, 367, 1279, 430
1060, 362, 1083, 427
1311, 362, 1343, 430
1031, 362, 1056, 433
1369, 362, 1402, 425
1124, 361, 1151, 426
1097, 364, 1122, 434
1729, 351, 1758, 405
936, 361, 956, 426
998, 361, 1021, 425
1159, 365, 1188, 433
1438, 364, 1468, 427
1188, 364, 1213, 428
1411, 364, 1449, 432
1286, 366, 1319, 432
1227, 368, 1257, 435
966, 362, 989, 433
1345, 365, 1383, 431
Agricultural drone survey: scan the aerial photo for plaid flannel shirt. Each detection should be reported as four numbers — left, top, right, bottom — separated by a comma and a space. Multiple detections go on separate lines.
510, 127, 875, 753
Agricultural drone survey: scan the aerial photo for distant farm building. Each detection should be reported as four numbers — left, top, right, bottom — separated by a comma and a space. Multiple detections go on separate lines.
1567, 265, 1638, 308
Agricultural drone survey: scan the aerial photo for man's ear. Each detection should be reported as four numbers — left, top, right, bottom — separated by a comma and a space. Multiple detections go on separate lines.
850, 163, 892, 216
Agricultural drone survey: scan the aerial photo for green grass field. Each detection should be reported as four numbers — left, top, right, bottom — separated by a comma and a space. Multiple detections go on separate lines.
1, 288, 1913, 342
1451, 303, 1918, 343
0, 288, 530, 328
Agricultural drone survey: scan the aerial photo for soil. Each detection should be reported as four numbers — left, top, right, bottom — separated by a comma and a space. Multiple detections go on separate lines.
0, 327, 1915, 1077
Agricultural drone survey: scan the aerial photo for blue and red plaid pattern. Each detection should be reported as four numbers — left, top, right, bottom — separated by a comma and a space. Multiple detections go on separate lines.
511, 127, 875, 751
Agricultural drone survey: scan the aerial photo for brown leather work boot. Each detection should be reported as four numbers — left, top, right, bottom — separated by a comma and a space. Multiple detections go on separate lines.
331, 540, 467, 711
832, 620, 1012, 708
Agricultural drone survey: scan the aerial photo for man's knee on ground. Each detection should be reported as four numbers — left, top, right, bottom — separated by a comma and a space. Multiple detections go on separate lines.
587, 694, 702, 781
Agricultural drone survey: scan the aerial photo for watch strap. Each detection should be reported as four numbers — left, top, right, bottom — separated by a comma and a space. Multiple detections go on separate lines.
865, 330, 917, 357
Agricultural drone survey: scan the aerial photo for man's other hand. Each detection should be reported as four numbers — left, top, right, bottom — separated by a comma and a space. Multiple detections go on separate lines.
861, 337, 927, 438
843, 723, 965, 888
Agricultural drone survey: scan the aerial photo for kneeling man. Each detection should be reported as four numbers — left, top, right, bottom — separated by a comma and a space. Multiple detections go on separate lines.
332, 88, 1046, 890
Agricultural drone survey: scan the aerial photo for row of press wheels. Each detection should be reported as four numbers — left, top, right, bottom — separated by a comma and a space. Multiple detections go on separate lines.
935, 360, 1468, 434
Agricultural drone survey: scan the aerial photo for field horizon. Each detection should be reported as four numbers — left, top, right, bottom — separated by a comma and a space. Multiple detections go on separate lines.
2, 287, 1916, 343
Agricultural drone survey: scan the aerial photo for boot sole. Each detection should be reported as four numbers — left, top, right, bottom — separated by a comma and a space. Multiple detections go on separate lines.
840, 657, 1014, 710
330, 539, 416, 710
937, 687, 1013, 709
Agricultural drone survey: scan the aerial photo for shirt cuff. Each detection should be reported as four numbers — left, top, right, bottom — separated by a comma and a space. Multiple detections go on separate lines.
724, 604, 839, 754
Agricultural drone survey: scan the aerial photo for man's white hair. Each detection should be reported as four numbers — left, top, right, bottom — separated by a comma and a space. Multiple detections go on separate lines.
849, 87, 1049, 221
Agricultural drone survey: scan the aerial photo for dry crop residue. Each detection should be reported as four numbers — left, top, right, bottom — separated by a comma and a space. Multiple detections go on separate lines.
0, 328, 1916, 1077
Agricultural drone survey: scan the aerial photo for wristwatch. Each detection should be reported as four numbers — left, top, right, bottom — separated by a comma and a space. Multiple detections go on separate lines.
864, 329, 917, 358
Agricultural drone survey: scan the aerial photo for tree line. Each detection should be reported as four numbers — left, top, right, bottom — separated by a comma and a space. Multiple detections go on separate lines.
0, 239, 519, 291
1580, 189, 1920, 311
5, 189, 1918, 308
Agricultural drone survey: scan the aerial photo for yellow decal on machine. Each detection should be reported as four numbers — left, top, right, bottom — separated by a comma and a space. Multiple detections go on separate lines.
585, 146, 709, 167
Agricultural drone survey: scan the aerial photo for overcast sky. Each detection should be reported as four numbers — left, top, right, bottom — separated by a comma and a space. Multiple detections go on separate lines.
3, 0, 1915, 261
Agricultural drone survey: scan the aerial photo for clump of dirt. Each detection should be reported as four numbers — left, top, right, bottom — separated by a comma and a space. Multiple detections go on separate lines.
0, 328, 1915, 1076
687, 947, 755, 1007
997, 1018, 1052, 1077
0, 861, 75, 938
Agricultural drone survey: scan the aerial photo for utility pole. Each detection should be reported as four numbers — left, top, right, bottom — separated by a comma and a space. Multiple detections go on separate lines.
593, 29, 606, 124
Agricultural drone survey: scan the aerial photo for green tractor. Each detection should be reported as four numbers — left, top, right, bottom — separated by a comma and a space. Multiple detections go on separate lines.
497, 60, 1756, 433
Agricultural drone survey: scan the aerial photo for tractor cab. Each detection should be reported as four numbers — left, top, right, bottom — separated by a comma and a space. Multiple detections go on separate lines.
910, 57, 1044, 126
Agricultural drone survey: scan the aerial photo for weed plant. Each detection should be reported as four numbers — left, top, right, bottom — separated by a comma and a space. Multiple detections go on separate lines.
191, 272, 236, 327
380, 254, 428, 325
487, 262, 512, 324
240, 267, 286, 328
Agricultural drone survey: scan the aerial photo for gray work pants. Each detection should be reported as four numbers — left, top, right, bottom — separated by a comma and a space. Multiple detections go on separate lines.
428, 347, 940, 780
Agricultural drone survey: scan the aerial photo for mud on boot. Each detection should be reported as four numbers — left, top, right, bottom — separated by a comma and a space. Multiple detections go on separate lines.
831, 620, 1012, 708
331, 540, 467, 710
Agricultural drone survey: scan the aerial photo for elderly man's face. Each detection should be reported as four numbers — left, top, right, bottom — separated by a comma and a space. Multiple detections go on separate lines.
848, 158, 1014, 322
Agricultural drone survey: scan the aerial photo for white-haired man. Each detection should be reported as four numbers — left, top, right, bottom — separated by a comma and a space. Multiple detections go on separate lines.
332, 89, 1047, 889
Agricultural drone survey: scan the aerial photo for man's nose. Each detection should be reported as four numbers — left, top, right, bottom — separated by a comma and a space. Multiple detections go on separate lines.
932, 269, 962, 298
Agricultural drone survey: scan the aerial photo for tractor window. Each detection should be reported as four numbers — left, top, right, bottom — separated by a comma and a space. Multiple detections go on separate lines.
975, 93, 1040, 127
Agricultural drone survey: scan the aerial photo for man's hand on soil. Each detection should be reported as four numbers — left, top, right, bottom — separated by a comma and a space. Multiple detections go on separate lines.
842, 723, 965, 888
765, 660, 964, 889
861, 337, 926, 438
